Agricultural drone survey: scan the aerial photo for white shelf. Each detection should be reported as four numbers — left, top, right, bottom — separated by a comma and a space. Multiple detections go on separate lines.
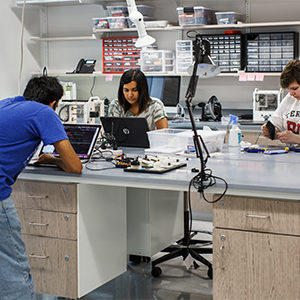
30, 35, 97, 41
31, 71, 282, 78
16, 0, 111, 6
93, 20, 300, 34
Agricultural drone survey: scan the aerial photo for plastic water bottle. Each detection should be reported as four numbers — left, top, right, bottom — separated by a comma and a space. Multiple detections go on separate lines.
228, 115, 242, 147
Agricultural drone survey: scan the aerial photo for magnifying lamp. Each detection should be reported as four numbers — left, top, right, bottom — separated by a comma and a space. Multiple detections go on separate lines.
187, 35, 220, 78
126, 0, 156, 48
185, 33, 221, 182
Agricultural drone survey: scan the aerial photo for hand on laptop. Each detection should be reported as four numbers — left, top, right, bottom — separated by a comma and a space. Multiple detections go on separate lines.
34, 153, 58, 166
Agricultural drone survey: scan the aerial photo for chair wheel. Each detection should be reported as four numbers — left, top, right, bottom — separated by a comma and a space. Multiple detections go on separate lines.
151, 266, 162, 277
208, 266, 213, 279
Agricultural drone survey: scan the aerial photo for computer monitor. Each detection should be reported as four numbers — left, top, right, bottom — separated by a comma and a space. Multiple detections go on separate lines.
146, 76, 181, 115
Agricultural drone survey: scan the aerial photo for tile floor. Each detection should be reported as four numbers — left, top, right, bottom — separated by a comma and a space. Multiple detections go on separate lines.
36, 221, 213, 300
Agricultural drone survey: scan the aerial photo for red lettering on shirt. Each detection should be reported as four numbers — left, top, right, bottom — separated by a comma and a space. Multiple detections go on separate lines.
287, 120, 297, 133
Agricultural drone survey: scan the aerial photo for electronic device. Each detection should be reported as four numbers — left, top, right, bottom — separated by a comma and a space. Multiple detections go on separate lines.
57, 96, 104, 125
146, 76, 181, 117
100, 117, 150, 148
198, 95, 222, 121
253, 88, 283, 122
28, 124, 101, 167
70, 59, 96, 74
266, 120, 276, 140
122, 155, 187, 174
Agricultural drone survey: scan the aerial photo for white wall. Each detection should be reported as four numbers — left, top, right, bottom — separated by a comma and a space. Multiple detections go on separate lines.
0, 1, 40, 99
2, 0, 300, 110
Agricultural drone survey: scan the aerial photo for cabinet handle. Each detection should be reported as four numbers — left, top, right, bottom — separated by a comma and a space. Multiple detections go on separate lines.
219, 245, 225, 270
28, 222, 49, 227
27, 195, 48, 199
29, 254, 49, 259
245, 213, 270, 219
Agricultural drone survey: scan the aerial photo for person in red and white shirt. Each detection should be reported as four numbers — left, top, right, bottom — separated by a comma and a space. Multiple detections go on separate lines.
262, 59, 300, 144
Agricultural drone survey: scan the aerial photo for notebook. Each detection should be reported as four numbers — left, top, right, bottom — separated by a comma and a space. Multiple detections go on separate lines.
29, 124, 101, 166
100, 117, 150, 148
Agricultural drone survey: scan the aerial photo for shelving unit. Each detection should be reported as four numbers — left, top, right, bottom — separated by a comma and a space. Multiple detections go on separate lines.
16, 0, 120, 6
29, 21, 300, 42
31, 71, 282, 78
93, 20, 300, 35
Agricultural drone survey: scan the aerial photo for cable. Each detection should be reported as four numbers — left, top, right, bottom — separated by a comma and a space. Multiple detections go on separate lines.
90, 76, 96, 97
18, 0, 27, 94
187, 167, 228, 242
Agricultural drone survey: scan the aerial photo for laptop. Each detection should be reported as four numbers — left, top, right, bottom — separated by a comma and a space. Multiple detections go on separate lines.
29, 124, 101, 166
100, 117, 150, 148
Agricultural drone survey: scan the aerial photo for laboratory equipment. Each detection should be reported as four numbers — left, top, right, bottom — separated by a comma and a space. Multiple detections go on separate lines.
57, 96, 104, 125
253, 88, 283, 121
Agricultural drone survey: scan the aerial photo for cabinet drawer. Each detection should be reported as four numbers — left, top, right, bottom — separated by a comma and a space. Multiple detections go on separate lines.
213, 195, 300, 236
18, 209, 77, 240
23, 234, 78, 299
12, 180, 77, 213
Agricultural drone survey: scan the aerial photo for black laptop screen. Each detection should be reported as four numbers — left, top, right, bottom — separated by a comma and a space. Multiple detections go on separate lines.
100, 117, 150, 148
42, 124, 100, 159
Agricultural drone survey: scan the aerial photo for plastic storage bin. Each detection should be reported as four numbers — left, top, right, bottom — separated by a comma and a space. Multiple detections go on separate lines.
215, 12, 241, 24
177, 6, 215, 26
107, 16, 128, 29
176, 40, 193, 73
107, 5, 128, 17
92, 17, 108, 29
147, 128, 226, 153
136, 5, 153, 17
140, 50, 175, 73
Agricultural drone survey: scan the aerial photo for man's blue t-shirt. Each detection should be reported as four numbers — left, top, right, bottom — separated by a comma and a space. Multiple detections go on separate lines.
0, 96, 68, 200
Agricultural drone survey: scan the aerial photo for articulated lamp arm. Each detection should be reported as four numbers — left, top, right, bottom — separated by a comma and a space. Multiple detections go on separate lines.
126, 0, 156, 48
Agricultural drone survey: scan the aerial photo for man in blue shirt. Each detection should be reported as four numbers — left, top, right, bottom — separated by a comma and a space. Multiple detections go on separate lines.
0, 76, 82, 299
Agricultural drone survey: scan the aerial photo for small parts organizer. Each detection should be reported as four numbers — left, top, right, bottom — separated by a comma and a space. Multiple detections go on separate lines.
102, 37, 141, 73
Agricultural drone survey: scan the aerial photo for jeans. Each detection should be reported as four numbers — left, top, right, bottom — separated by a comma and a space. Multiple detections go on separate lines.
0, 196, 35, 300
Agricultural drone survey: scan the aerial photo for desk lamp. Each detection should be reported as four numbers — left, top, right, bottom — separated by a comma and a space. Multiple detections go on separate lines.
151, 33, 227, 279
185, 33, 220, 183
126, 0, 156, 48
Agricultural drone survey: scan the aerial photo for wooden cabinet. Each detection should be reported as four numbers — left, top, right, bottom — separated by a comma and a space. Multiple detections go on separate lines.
213, 195, 300, 300
12, 179, 127, 299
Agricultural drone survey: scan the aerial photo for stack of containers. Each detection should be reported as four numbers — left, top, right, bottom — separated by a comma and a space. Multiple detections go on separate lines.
140, 50, 175, 73
102, 37, 141, 73
176, 40, 193, 74
246, 32, 298, 72
106, 5, 129, 29
176, 6, 216, 26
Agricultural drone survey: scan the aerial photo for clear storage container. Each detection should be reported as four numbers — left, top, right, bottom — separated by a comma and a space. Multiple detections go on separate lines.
92, 17, 108, 29
107, 5, 128, 17
107, 16, 128, 29
140, 50, 175, 73
136, 5, 153, 17
215, 12, 242, 24
177, 6, 215, 26
147, 128, 226, 154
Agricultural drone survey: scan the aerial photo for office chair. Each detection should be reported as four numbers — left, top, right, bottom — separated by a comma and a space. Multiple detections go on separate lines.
151, 192, 212, 279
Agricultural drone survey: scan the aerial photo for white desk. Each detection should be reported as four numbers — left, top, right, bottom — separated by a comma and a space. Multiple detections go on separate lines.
16, 147, 300, 299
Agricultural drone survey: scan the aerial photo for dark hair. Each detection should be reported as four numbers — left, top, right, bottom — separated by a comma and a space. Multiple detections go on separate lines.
117, 69, 151, 113
23, 76, 63, 105
280, 59, 300, 88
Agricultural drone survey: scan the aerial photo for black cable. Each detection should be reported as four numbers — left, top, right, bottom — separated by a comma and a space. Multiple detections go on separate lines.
90, 76, 96, 97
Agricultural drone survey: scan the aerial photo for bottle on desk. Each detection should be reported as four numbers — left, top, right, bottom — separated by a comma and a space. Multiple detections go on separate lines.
228, 117, 242, 147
